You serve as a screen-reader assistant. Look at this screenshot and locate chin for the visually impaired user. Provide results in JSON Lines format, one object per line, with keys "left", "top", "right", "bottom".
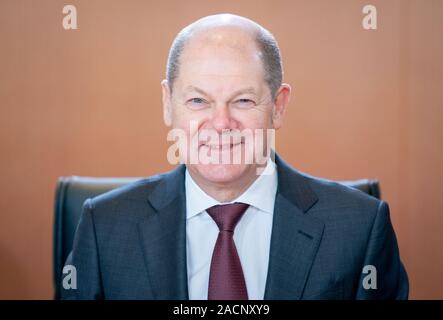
{"left": 191, "top": 163, "right": 253, "bottom": 185}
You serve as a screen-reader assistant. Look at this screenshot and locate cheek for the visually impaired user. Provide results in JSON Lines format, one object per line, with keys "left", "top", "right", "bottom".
{"left": 234, "top": 109, "right": 273, "bottom": 129}
{"left": 172, "top": 107, "right": 198, "bottom": 127}
{"left": 171, "top": 105, "right": 274, "bottom": 132}
{"left": 171, "top": 110, "right": 205, "bottom": 139}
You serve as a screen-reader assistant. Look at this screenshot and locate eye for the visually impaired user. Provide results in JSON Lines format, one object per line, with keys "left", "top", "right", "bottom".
{"left": 189, "top": 98, "right": 205, "bottom": 104}
{"left": 186, "top": 97, "right": 209, "bottom": 109}
{"left": 233, "top": 98, "right": 255, "bottom": 108}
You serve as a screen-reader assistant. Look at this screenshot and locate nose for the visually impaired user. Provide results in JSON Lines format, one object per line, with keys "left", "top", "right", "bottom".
{"left": 210, "top": 104, "right": 237, "bottom": 133}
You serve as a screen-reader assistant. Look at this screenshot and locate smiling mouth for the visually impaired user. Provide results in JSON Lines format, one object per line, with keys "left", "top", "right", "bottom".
{"left": 201, "top": 142, "right": 243, "bottom": 150}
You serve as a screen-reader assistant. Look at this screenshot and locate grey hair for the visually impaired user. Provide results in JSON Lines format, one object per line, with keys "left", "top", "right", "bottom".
{"left": 165, "top": 18, "right": 283, "bottom": 99}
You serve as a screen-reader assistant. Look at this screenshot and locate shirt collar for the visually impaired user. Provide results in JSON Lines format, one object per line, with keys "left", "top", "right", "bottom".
{"left": 185, "top": 159, "right": 278, "bottom": 220}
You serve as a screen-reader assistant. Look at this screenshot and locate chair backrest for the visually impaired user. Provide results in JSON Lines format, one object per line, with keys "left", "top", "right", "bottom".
{"left": 53, "top": 176, "right": 380, "bottom": 298}
{"left": 53, "top": 176, "right": 140, "bottom": 299}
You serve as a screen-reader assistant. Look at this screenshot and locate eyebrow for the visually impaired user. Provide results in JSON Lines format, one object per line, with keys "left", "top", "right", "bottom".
{"left": 184, "top": 85, "right": 258, "bottom": 100}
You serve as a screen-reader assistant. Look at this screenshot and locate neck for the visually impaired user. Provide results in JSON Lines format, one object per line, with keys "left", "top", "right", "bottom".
{"left": 188, "top": 165, "right": 261, "bottom": 203}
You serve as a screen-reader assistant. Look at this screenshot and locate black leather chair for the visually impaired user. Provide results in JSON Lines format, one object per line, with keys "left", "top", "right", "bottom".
{"left": 53, "top": 176, "right": 380, "bottom": 298}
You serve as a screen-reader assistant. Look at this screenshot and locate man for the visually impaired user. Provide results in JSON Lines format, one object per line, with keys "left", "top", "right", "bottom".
{"left": 61, "top": 14, "right": 408, "bottom": 299}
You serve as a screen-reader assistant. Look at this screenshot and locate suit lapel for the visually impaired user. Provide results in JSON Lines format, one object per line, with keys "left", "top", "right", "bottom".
{"left": 137, "top": 165, "right": 189, "bottom": 299}
{"left": 264, "top": 155, "right": 325, "bottom": 299}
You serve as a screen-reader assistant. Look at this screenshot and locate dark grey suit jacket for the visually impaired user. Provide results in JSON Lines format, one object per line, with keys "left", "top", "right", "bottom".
{"left": 61, "top": 154, "right": 408, "bottom": 299}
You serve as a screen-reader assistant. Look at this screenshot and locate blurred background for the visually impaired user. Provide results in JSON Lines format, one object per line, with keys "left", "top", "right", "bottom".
{"left": 0, "top": 0, "right": 442, "bottom": 299}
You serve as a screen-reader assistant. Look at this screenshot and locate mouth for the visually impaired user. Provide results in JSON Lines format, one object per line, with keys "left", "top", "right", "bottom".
{"left": 200, "top": 142, "right": 243, "bottom": 151}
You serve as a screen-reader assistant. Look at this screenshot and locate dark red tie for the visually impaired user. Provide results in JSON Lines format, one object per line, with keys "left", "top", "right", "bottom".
{"left": 206, "top": 203, "right": 249, "bottom": 300}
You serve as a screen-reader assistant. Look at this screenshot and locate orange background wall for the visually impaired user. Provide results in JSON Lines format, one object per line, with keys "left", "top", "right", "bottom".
{"left": 0, "top": 0, "right": 442, "bottom": 299}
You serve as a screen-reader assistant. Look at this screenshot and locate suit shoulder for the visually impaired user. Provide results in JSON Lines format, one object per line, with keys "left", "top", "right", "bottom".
{"left": 298, "top": 170, "right": 382, "bottom": 217}
{"left": 86, "top": 168, "right": 181, "bottom": 220}
{"left": 89, "top": 174, "right": 160, "bottom": 205}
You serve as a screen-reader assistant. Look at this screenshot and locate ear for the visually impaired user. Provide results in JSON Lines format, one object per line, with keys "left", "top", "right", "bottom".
{"left": 272, "top": 83, "right": 291, "bottom": 129}
{"left": 161, "top": 79, "right": 173, "bottom": 127}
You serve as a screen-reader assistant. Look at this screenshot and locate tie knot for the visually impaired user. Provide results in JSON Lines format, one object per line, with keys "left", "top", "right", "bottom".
{"left": 206, "top": 203, "right": 249, "bottom": 232}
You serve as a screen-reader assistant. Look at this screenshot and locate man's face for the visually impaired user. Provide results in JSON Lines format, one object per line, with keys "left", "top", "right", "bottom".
{"left": 162, "top": 28, "right": 287, "bottom": 186}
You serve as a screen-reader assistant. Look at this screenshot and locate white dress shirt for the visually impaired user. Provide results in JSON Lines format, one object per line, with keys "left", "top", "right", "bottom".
{"left": 185, "top": 160, "right": 278, "bottom": 300}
